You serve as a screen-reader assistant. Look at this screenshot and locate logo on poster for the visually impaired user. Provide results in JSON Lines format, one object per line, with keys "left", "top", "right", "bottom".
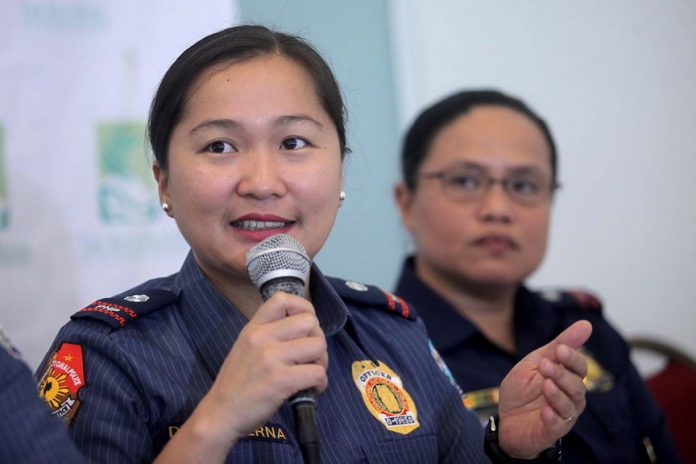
{"left": 0, "top": 126, "right": 9, "bottom": 230}
{"left": 98, "top": 122, "right": 158, "bottom": 224}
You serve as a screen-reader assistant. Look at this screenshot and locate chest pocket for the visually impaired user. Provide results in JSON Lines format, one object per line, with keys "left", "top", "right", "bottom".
{"left": 357, "top": 433, "right": 438, "bottom": 463}
{"left": 578, "top": 379, "right": 651, "bottom": 462}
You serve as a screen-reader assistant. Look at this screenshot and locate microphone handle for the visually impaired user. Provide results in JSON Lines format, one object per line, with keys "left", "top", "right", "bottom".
{"left": 290, "top": 391, "right": 320, "bottom": 464}
{"left": 260, "top": 276, "right": 320, "bottom": 464}
{"left": 260, "top": 278, "right": 305, "bottom": 300}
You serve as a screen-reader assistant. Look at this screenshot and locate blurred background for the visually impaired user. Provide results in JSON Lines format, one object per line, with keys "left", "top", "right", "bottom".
{"left": 1, "top": 0, "right": 694, "bottom": 372}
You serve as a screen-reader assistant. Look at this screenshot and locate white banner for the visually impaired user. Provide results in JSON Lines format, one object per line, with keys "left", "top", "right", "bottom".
{"left": 0, "top": 0, "right": 236, "bottom": 368}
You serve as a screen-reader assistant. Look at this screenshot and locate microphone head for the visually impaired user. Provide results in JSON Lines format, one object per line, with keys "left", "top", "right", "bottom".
{"left": 246, "top": 234, "right": 311, "bottom": 290}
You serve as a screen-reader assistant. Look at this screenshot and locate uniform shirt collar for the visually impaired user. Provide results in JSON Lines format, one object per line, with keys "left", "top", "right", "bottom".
{"left": 394, "top": 256, "right": 478, "bottom": 351}
{"left": 513, "top": 286, "right": 562, "bottom": 353}
{"left": 394, "top": 256, "right": 560, "bottom": 355}
{"left": 175, "top": 251, "right": 349, "bottom": 377}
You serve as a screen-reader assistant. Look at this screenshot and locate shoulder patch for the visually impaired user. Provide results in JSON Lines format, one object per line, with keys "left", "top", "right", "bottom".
{"left": 70, "top": 289, "right": 180, "bottom": 329}
{"left": 327, "top": 277, "right": 415, "bottom": 320}
{"left": 541, "top": 288, "right": 603, "bottom": 313}
{"left": 38, "top": 342, "right": 85, "bottom": 425}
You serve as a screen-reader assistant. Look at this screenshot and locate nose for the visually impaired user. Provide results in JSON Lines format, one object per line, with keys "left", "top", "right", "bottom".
{"left": 235, "top": 149, "right": 287, "bottom": 200}
{"left": 476, "top": 181, "right": 513, "bottom": 223}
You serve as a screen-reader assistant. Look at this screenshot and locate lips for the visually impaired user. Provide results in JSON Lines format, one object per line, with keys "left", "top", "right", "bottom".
{"left": 473, "top": 234, "right": 518, "bottom": 251}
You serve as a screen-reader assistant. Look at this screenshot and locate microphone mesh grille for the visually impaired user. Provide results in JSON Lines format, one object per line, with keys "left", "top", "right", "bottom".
{"left": 246, "top": 234, "right": 311, "bottom": 288}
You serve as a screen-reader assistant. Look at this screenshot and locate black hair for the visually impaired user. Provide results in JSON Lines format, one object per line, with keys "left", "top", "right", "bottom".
{"left": 148, "top": 24, "right": 348, "bottom": 170}
{"left": 401, "top": 89, "right": 557, "bottom": 190}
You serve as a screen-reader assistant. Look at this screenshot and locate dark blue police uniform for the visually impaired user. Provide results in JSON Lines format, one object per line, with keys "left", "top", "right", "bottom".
{"left": 0, "top": 326, "right": 85, "bottom": 463}
{"left": 395, "top": 256, "right": 683, "bottom": 464}
{"left": 37, "top": 252, "right": 490, "bottom": 463}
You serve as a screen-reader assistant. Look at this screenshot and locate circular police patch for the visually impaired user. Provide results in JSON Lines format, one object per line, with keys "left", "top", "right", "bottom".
{"left": 351, "top": 360, "right": 419, "bottom": 434}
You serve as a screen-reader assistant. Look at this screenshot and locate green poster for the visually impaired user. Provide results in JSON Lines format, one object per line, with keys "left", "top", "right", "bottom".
{"left": 98, "top": 122, "right": 158, "bottom": 224}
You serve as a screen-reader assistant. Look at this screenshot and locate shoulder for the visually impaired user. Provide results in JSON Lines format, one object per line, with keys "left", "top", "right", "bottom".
{"left": 326, "top": 277, "right": 416, "bottom": 321}
{"left": 69, "top": 276, "right": 181, "bottom": 333}
{"left": 534, "top": 287, "right": 604, "bottom": 315}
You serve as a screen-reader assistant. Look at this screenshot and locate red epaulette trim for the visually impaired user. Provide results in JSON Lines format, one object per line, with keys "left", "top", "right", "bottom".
{"left": 565, "top": 291, "right": 602, "bottom": 311}
{"left": 380, "top": 289, "right": 411, "bottom": 319}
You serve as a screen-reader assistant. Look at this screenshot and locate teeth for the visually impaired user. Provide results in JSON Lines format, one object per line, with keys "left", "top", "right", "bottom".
{"left": 233, "top": 220, "right": 288, "bottom": 231}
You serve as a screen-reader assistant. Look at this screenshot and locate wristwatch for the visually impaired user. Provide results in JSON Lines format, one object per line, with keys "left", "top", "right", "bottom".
{"left": 484, "top": 415, "right": 561, "bottom": 463}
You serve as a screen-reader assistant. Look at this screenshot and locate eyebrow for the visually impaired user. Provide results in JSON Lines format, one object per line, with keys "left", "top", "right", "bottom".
{"left": 189, "top": 114, "right": 324, "bottom": 136}
{"left": 448, "top": 161, "right": 547, "bottom": 176}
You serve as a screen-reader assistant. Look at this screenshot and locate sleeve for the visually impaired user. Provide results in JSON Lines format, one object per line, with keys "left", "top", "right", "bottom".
{"left": 36, "top": 322, "right": 156, "bottom": 463}
{"left": 1, "top": 348, "right": 86, "bottom": 463}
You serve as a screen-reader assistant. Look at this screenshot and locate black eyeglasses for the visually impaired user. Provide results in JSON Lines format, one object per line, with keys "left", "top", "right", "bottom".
{"left": 415, "top": 168, "right": 560, "bottom": 206}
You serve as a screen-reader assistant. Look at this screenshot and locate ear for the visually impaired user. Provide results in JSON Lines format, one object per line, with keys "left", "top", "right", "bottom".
{"left": 153, "top": 162, "right": 169, "bottom": 206}
{"left": 394, "top": 181, "right": 416, "bottom": 233}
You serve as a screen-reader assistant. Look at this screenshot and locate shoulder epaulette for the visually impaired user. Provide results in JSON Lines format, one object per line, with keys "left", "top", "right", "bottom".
{"left": 327, "top": 277, "right": 416, "bottom": 320}
{"left": 70, "top": 289, "right": 180, "bottom": 330}
{"left": 540, "top": 288, "right": 603, "bottom": 314}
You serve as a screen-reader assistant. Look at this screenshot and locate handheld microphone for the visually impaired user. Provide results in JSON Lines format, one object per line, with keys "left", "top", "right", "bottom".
{"left": 246, "top": 234, "right": 319, "bottom": 464}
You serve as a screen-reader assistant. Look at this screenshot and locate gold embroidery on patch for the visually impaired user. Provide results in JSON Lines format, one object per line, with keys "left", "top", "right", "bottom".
{"left": 249, "top": 425, "right": 288, "bottom": 441}
{"left": 581, "top": 349, "right": 614, "bottom": 392}
{"left": 351, "top": 360, "right": 419, "bottom": 434}
{"left": 463, "top": 386, "right": 500, "bottom": 411}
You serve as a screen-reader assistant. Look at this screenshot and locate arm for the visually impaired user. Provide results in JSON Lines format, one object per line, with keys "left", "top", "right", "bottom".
{"left": 1, "top": 349, "right": 86, "bottom": 462}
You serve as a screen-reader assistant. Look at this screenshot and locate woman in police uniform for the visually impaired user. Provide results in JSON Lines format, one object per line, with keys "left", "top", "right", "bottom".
{"left": 38, "top": 27, "right": 590, "bottom": 463}
{"left": 393, "top": 89, "right": 682, "bottom": 463}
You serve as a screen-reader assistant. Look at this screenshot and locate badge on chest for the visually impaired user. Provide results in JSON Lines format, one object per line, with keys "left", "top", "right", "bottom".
{"left": 351, "top": 360, "right": 420, "bottom": 434}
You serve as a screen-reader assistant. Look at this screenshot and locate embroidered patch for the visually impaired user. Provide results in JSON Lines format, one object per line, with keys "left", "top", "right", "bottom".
{"left": 246, "top": 423, "right": 290, "bottom": 444}
{"left": 379, "top": 290, "right": 411, "bottom": 319}
{"left": 581, "top": 349, "right": 614, "bottom": 392}
{"left": 566, "top": 291, "right": 602, "bottom": 311}
{"left": 71, "top": 289, "right": 179, "bottom": 330}
{"left": 463, "top": 386, "right": 500, "bottom": 424}
{"left": 351, "top": 360, "right": 419, "bottom": 434}
{"left": 38, "top": 343, "right": 85, "bottom": 425}
{"left": 429, "top": 340, "right": 464, "bottom": 399}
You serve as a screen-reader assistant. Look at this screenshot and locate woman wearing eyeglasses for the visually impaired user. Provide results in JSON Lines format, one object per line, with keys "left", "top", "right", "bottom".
{"left": 394, "top": 89, "right": 682, "bottom": 463}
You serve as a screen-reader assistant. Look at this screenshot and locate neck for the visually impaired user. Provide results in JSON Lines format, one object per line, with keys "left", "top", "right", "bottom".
{"left": 414, "top": 260, "right": 519, "bottom": 353}
{"left": 191, "top": 254, "right": 264, "bottom": 320}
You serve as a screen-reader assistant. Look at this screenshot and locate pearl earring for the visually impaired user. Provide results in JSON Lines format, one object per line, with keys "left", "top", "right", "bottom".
{"left": 161, "top": 202, "right": 170, "bottom": 213}
{"left": 339, "top": 191, "right": 346, "bottom": 201}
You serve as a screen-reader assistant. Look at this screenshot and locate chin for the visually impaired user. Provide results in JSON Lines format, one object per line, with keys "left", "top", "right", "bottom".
{"left": 469, "top": 268, "right": 526, "bottom": 288}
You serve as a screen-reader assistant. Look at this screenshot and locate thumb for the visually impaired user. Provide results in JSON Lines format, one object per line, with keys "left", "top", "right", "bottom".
{"left": 554, "top": 320, "right": 593, "bottom": 350}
